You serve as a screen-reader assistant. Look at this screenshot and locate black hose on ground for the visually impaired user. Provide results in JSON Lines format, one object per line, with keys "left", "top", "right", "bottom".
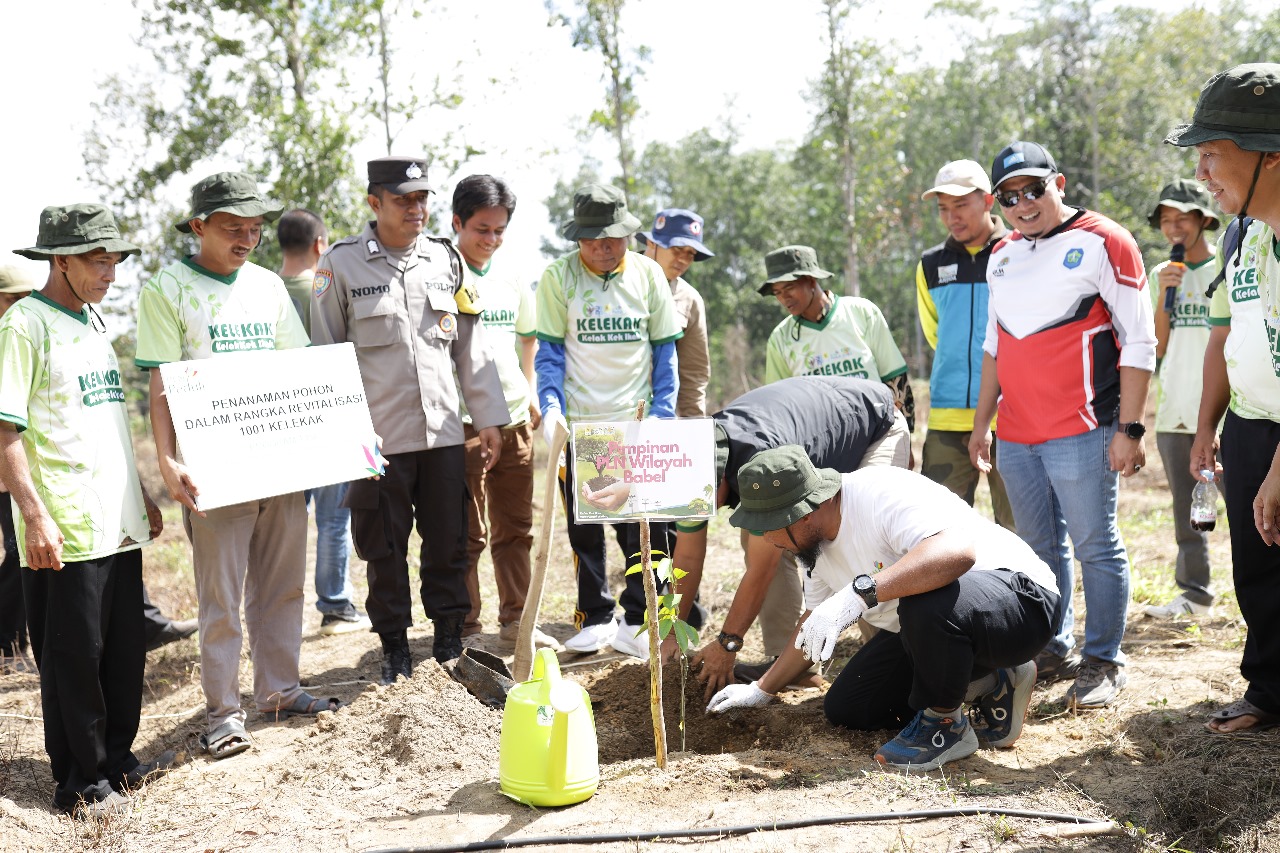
{"left": 365, "top": 806, "right": 1112, "bottom": 852}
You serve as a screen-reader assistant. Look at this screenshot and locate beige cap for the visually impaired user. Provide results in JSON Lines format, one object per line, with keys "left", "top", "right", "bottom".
{"left": 0, "top": 264, "right": 37, "bottom": 294}
{"left": 922, "top": 159, "right": 992, "bottom": 200}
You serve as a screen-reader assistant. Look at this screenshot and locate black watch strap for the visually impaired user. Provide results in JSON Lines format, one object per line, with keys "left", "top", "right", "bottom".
{"left": 717, "top": 631, "right": 744, "bottom": 653}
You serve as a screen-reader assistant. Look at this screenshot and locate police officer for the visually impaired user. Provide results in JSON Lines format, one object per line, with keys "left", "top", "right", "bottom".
{"left": 311, "top": 156, "right": 509, "bottom": 683}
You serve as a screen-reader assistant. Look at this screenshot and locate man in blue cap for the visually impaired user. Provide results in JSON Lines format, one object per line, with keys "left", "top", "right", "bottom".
{"left": 638, "top": 208, "right": 714, "bottom": 419}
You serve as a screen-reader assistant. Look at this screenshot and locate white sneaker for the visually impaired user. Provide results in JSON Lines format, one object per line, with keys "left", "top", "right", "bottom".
{"left": 611, "top": 620, "right": 649, "bottom": 659}
{"left": 1144, "top": 593, "right": 1212, "bottom": 619}
{"left": 564, "top": 621, "right": 617, "bottom": 653}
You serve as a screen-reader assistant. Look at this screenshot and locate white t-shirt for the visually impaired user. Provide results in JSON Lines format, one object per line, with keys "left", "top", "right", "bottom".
{"left": 804, "top": 467, "right": 1058, "bottom": 632}
{"left": 460, "top": 253, "right": 536, "bottom": 425}
{"left": 1151, "top": 256, "right": 1215, "bottom": 433}
{"left": 1211, "top": 220, "right": 1280, "bottom": 420}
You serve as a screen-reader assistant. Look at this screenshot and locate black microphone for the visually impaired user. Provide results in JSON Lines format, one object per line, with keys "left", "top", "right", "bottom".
{"left": 1164, "top": 243, "right": 1185, "bottom": 313}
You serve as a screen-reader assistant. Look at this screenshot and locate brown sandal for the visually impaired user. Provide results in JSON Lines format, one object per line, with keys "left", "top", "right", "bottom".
{"left": 1205, "top": 698, "right": 1280, "bottom": 733}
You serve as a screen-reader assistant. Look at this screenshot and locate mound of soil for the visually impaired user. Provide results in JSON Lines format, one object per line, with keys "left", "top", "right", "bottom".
{"left": 578, "top": 659, "right": 855, "bottom": 762}
{"left": 300, "top": 659, "right": 503, "bottom": 788}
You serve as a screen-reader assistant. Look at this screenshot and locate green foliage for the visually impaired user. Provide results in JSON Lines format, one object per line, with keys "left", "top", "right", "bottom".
{"left": 624, "top": 552, "right": 700, "bottom": 654}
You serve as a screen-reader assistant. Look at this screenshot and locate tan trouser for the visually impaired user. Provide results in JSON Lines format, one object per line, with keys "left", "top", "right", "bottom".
{"left": 185, "top": 492, "right": 307, "bottom": 730}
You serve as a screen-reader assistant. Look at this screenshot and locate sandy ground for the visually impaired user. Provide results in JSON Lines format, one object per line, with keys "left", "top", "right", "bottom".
{"left": 1, "top": 421, "right": 1278, "bottom": 853}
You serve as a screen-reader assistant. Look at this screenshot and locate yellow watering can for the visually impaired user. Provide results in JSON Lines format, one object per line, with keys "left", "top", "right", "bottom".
{"left": 499, "top": 647, "right": 598, "bottom": 806}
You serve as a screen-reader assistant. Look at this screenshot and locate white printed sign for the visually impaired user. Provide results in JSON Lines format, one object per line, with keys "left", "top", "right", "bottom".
{"left": 159, "top": 344, "right": 382, "bottom": 510}
{"left": 570, "top": 418, "right": 716, "bottom": 523}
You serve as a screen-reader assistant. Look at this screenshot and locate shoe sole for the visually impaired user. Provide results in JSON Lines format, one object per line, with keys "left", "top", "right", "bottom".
{"left": 320, "top": 619, "right": 372, "bottom": 636}
{"left": 875, "top": 730, "right": 979, "bottom": 772}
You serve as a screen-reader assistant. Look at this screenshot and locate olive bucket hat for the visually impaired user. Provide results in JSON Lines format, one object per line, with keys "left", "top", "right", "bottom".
{"left": 175, "top": 171, "right": 283, "bottom": 233}
{"left": 728, "top": 445, "right": 842, "bottom": 533}
{"left": 1148, "top": 179, "right": 1220, "bottom": 230}
{"left": 757, "top": 245, "right": 834, "bottom": 295}
{"left": 1166, "top": 63, "right": 1280, "bottom": 151}
{"left": 14, "top": 203, "right": 140, "bottom": 260}
{"left": 0, "top": 264, "right": 37, "bottom": 293}
{"left": 561, "top": 183, "right": 642, "bottom": 241}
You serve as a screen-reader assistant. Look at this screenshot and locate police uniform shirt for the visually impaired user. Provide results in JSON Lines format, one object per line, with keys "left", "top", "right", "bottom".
{"left": 310, "top": 221, "right": 508, "bottom": 454}
{"left": 0, "top": 293, "right": 151, "bottom": 564}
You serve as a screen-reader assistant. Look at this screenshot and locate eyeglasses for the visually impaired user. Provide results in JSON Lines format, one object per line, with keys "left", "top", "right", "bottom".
{"left": 995, "top": 176, "right": 1055, "bottom": 208}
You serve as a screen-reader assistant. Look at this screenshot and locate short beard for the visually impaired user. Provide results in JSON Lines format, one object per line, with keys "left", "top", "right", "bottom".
{"left": 794, "top": 540, "right": 822, "bottom": 574}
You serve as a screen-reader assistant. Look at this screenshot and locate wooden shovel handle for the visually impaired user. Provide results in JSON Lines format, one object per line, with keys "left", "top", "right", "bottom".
{"left": 513, "top": 419, "right": 569, "bottom": 682}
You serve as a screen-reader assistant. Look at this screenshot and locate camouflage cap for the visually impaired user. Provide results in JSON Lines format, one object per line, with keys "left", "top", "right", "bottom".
{"left": 561, "top": 183, "right": 642, "bottom": 241}
{"left": 758, "top": 245, "right": 833, "bottom": 295}
{"left": 0, "top": 264, "right": 37, "bottom": 294}
{"left": 1148, "top": 178, "right": 1220, "bottom": 230}
{"left": 1166, "top": 63, "right": 1280, "bottom": 152}
{"left": 728, "top": 445, "right": 842, "bottom": 533}
{"left": 175, "top": 171, "right": 283, "bottom": 233}
{"left": 14, "top": 203, "right": 141, "bottom": 260}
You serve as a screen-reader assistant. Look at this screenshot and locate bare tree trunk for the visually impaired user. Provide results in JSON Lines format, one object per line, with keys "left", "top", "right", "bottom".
{"left": 378, "top": 4, "right": 393, "bottom": 154}
{"left": 633, "top": 399, "right": 666, "bottom": 769}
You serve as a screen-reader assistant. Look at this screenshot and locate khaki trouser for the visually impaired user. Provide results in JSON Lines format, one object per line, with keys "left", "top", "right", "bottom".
{"left": 756, "top": 409, "right": 910, "bottom": 655}
{"left": 463, "top": 422, "right": 535, "bottom": 633}
{"left": 185, "top": 492, "right": 307, "bottom": 730}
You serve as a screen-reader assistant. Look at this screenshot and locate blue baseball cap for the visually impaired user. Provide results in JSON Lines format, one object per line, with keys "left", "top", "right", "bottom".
{"left": 638, "top": 208, "right": 714, "bottom": 260}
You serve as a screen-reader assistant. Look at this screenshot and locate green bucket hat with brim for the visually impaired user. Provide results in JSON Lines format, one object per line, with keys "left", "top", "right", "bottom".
{"left": 1148, "top": 178, "right": 1220, "bottom": 230}
{"left": 728, "top": 445, "right": 842, "bottom": 533}
{"left": 758, "top": 245, "right": 833, "bottom": 295}
{"left": 561, "top": 183, "right": 642, "bottom": 241}
{"left": 175, "top": 171, "right": 283, "bottom": 233}
{"left": 1166, "top": 63, "right": 1280, "bottom": 151}
{"left": 14, "top": 203, "right": 141, "bottom": 260}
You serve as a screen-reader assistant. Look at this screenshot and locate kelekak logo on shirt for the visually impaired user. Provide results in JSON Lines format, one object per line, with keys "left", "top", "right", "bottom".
{"left": 78, "top": 369, "right": 125, "bottom": 406}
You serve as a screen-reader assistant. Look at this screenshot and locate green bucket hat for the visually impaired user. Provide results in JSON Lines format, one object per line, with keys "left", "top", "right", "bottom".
{"left": 1165, "top": 63, "right": 1280, "bottom": 151}
{"left": 14, "top": 203, "right": 141, "bottom": 260}
{"left": 1148, "top": 178, "right": 1220, "bottom": 230}
{"left": 758, "top": 245, "right": 833, "bottom": 295}
{"left": 175, "top": 171, "right": 283, "bottom": 233}
{"left": 728, "top": 445, "right": 842, "bottom": 533}
{"left": 561, "top": 183, "right": 641, "bottom": 241}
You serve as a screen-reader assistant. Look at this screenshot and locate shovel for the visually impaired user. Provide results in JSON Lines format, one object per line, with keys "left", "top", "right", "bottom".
{"left": 513, "top": 419, "right": 568, "bottom": 682}
{"left": 453, "top": 648, "right": 517, "bottom": 708}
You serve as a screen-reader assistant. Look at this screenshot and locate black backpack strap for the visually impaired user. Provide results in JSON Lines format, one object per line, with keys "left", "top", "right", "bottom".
{"left": 1206, "top": 215, "right": 1254, "bottom": 299}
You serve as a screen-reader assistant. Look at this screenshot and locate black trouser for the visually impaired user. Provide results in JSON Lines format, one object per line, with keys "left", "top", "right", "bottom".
{"left": 558, "top": 462, "right": 680, "bottom": 628}
{"left": 824, "top": 569, "right": 1057, "bottom": 731}
{"left": 0, "top": 492, "right": 27, "bottom": 656}
{"left": 346, "top": 447, "right": 470, "bottom": 633}
{"left": 23, "top": 550, "right": 145, "bottom": 810}
{"left": 1220, "top": 411, "right": 1280, "bottom": 715}
{"left": 141, "top": 586, "right": 176, "bottom": 646}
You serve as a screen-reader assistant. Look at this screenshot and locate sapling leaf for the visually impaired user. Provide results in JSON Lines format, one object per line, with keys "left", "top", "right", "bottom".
{"left": 659, "top": 620, "right": 674, "bottom": 640}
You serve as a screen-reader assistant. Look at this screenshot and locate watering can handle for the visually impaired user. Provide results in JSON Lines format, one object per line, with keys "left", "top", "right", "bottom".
{"left": 532, "top": 647, "right": 560, "bottom": 684}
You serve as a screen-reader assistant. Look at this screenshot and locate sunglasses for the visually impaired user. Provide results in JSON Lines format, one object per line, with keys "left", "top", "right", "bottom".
{"left": 995, "top": 176, "right": 1055, "bottom": 208}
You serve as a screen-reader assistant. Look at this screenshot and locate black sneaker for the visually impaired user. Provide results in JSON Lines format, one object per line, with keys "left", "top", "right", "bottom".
{"left": 115, "top": 750, "right": 177, "bottom": 792}
{"left": 970, "top": 661, "right": 1036, "bottom": 748}
{"left": 146, "top": 618, "right": 198, "bottom": 651}
{"left": 432, "top": 618, "right": 464, "bottom": 664}
{"left": 320, "top": 604, "right": 372, "bottom": 636}
{"left": 379, "top": 630, "right": 412, "bottom": 685}
{"left": 1034, "top": 649, "right": 1082, "bottom": 684}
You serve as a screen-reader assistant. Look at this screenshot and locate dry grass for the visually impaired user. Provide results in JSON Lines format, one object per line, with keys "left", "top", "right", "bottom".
{"left": 2, "top": 388, "right": 1279, "bottom": 851}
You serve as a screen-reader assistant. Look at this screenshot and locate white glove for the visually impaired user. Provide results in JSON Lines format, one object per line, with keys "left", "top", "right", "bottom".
{"left": 795, "top": 582, "right": 866, "bottom": 663}
{"left": 542, "top": 409, "right": 568, "bottom": 449}
{"left": 706, "top": 681, "right": 774, "bottom": 714}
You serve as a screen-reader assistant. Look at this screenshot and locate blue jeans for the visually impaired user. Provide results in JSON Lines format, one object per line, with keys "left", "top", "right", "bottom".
{"left": 996, "top": 423, "right": 1130, "bottom": 665}
{"left": 311, "top": 481, "right": 353, "bottom": 615}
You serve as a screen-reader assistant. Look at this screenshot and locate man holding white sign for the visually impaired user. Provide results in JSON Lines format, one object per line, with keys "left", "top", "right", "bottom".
{"left": 137, "top": 172, "right": 326, "bottom": 762}
{"left": 311, "top": 156, "right": 509, "bottom": 682}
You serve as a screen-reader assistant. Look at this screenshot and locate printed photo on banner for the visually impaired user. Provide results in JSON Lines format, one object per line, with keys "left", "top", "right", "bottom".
{"left": 571, "top": 418, "right": 715, "bottom": 523}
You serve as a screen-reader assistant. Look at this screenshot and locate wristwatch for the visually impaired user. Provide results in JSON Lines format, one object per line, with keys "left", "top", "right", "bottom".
{"left": 717, "top": 631, "right": 743, "bottom": 653}
{"left": 852, "top": 574, "right": 879, "bottom": 608}
{"left": 1121, "top": 421, "right": 1146, "bottom": 440}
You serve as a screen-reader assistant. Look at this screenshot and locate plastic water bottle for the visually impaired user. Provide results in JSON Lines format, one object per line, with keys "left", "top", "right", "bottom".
{"left": 1191, "top": 471, "right": 1219, "bottom": 532}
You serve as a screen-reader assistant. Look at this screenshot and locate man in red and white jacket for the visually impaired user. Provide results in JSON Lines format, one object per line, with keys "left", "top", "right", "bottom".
{"left": 968, "top": 141, "right": 1156, "bottom": 710}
